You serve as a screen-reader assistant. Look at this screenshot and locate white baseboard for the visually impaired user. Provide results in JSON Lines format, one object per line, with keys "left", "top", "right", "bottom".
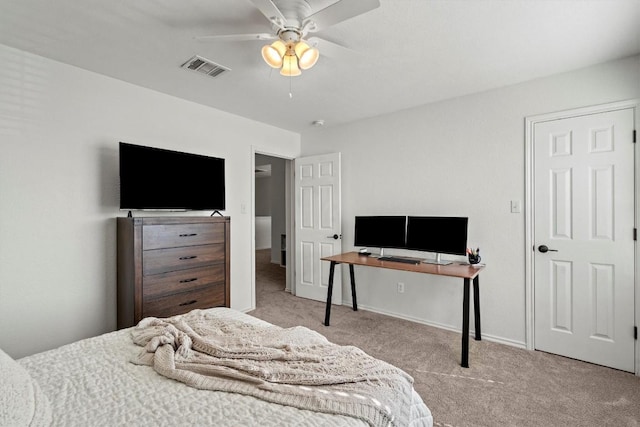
{"left": 351, "top": 302, "right": 527, "bottom": 349}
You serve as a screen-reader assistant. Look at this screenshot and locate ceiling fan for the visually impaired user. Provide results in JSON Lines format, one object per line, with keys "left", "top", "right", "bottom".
{"left": 196, "top": 0, "right": 380, "bottom": 76}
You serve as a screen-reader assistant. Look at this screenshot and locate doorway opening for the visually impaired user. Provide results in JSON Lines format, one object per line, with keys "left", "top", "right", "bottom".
{"left": 255, "top": 153, "right": 291, "bottom": 308}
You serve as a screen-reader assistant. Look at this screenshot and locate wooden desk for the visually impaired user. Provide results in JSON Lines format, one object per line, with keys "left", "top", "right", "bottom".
{"left": 321, "top": 251, "right": 484, "bottom": 368}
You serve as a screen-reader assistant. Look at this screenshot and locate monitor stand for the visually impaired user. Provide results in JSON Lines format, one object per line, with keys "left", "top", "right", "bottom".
{"left": 422, "top": 253, "right": 452, "bottom": 266}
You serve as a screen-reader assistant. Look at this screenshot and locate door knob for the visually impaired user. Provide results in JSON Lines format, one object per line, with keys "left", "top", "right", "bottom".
{"left": 327, "top": 234, "right": 341, "bottom": 240}
{"left": 538, "top": 245, "right": 558, "bottom": 253}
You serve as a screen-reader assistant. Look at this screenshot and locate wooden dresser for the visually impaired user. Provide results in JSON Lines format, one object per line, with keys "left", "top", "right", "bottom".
{"left": 117, "top": 216, "right": 230, "bottom": 329}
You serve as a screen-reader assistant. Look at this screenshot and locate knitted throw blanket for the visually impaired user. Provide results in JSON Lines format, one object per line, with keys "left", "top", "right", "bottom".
{"left": 130, "top": 310, "right": 415, "bottom": 427}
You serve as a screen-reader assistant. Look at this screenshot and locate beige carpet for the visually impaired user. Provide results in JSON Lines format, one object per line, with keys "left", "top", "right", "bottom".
{"left": 249, "top": 250, "right": 640, "bottom": 427}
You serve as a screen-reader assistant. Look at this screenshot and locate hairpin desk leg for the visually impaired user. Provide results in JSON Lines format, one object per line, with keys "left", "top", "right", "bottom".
{"left": 324, "top": 261, "right": 336, "bottom": 326}
{"left": 461, "top": 277, "right": 470, "bottom": 368}
{"left": 473, "top": 276, "right": 481, "bottom": 341}
{"left": 349, "top": 264, "right": 358, "bottom": 311}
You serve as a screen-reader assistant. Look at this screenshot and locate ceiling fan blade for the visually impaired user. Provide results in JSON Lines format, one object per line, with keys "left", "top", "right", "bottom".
{"left": 304, "top": 0, "right": 380, "bottom": 32}
{"left": 308, "top": 36, "right": 358, "bottom": 60}
{"left": 195, "top": 33, "right": 276, "bottom": 42}
{"left": 249, "top": 0, "right": 286, "bottom": 28}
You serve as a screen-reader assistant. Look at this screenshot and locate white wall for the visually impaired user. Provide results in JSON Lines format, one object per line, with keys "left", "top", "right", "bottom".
{"left": 301, "top": 55, "right": 640, "bottom": 347}
{"left": 254, "top": 174, "right": 272, "bottom": 216}
{"left": 0, "top": 44, "right": 300, "bottom": 358}
{"left": 267, "top": 157, "right": 286, "bottom": 264}
{"left": 255, "top": 216, "right": 272, "bottom": 250}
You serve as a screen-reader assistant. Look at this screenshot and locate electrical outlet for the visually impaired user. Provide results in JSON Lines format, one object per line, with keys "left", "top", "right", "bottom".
{"left": 397, "top": 282, "right": 405, "bottom": 293}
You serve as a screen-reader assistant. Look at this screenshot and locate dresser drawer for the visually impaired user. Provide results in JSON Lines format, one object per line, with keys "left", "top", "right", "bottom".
{"left": 142, "top": 284, "right": 226, "bottom": 319}
{"left": 143, "top": 223, "right": 225, "bottom": 250}
{"left": 143, "top": 244, "right": 225, "bottom": 276}
{"left": 143, "top": 265, "right": 225, "bottom": 299}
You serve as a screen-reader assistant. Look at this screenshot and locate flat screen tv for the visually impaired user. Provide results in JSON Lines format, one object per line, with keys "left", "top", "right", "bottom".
{"left": 354, "top": 216, "right": 407, "bottom": 255}
{"left": 406, "top": 216, "right": 468, "bottom": 265}
{"left": 119, "top": 142, "right": 225, "bottom": 211}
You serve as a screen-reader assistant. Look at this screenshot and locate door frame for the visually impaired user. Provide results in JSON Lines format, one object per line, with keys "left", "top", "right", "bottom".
{"left": 524, "top": 99, "right": 639, "bottom": 376}
{"left": 250, "top": 146, "right": 296, "bottom": 311}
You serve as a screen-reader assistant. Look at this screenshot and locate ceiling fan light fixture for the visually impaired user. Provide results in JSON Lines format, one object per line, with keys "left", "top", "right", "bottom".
{"left": 280, "top": 54, "right": 301, "bottom": 76}
{"left": 261, "top": 38, "right": 318, "bottom": 76}
{"left": 261, "top": 40, "right": 286, "bottom": 68}
{"left": 295, "top": 42, "right": 319, "bottom": 70}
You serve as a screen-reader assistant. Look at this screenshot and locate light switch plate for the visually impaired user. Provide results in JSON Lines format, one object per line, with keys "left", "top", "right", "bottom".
{"left": 510, "top": 200, "right": 521, "bottom": 213}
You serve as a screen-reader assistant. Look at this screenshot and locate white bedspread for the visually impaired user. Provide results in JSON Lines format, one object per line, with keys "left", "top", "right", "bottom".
{"left": 19, "top": 308, "right": 433, "bottom": 427}
{"left": 0, "top": 348, "right": 51, "bottom": 426}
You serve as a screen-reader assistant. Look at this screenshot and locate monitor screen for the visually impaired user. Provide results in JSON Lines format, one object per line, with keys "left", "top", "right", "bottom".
{"left": 119, "top": 142, "right": 225, "bottom": 211}
{"left": 406, "top": 216, "right": 468, "bottom": 255}
{"left": 354, "top": 216, "right": 407, "bottom": 249}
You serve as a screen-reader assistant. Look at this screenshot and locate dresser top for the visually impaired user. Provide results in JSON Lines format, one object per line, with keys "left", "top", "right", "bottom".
{"left": 118, "top": 216, "right": 230, "bottom": 226}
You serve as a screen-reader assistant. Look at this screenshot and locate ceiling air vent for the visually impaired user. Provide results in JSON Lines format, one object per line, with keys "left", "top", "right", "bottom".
{"left": 181, "top": 55, "right": 230, "bottom": 78}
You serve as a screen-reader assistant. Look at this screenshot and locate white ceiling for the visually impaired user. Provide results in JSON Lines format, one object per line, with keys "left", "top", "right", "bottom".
{"left": 0, "top": 0, "right": 638, "bottom": 133}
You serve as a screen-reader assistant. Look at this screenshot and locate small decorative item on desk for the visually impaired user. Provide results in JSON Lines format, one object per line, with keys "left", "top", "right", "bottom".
{"left": 467, "top": 247, "right": 481, "bottom": 266}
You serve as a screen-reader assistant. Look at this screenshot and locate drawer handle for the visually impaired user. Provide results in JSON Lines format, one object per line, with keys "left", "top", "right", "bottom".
{"left": 179, "top": 300, "right": 198, "bottom": 307}
{"left": 179, "top": 278, "right": 198, "bottom": 283}
{"left": 179, "top": 256, "right": 197, "bottom": 260}
{"left": 179, "top": 233, "right": 198, "bottom": 237}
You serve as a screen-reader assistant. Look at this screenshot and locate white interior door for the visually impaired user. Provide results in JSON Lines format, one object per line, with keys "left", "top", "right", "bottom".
{"left": 294, "top": 153, "right": 342, "bottom": 303}
{"left": 533, "top": 107, "right": 635, "bottom": 372}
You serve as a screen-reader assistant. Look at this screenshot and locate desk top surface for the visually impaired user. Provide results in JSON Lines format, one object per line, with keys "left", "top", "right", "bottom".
{"left": 321, "top": 252, "right": 484, "bottom": 279}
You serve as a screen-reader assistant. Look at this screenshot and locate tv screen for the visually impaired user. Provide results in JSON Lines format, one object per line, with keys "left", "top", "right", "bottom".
{"left": 119, "top": 142, "right": 225, "bottom": 211}
{"left": 354, "top": 216, "right": 407, "bottom": 249}
{"left": 406, "top": 216, "right": 468, "bottom": 256}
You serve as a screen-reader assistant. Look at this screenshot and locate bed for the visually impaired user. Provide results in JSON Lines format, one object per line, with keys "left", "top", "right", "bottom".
{"left": 2, "top": 308, "right": 432, "bottom": 426}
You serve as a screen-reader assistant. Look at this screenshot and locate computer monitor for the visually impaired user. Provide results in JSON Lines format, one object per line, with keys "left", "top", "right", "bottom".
{"left": 406, "top": 216, "right": 468, "bottom": 265}
{"left": 354, "top": 216, "right": 407, "bottom": 256}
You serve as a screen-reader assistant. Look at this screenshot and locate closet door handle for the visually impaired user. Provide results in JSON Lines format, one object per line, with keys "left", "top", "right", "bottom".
{"left": 538, "top": 245, "right": 558, "bottom": 253}
{"left": 179, "top": 255, "right": 197, "bottom": 260}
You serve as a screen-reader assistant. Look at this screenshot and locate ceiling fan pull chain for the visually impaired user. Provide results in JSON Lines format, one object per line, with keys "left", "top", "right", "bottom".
{"left": 289, "top": 72, "right": 293, "bottom": 98}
